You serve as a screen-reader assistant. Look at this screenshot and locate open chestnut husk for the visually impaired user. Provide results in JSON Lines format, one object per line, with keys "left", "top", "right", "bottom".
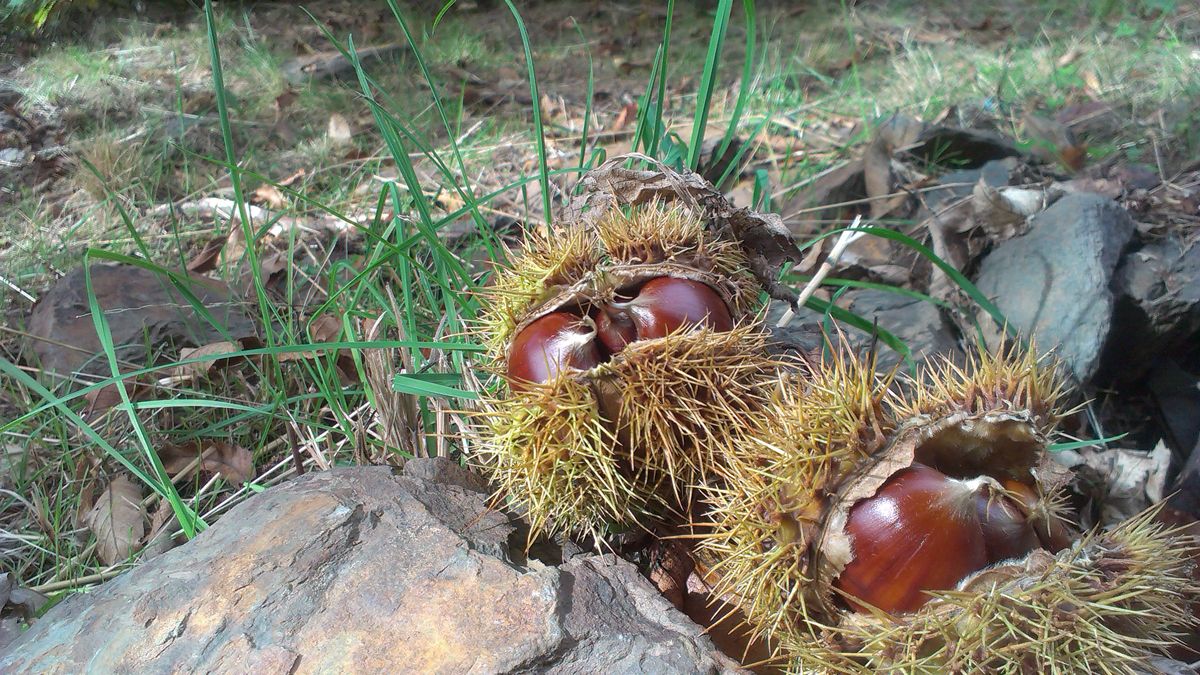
{"left": 475, "top": 163, "right": 795, "bottom": 540}
{"left": 697, "top": 345, "right": 1200, "bottom": 673}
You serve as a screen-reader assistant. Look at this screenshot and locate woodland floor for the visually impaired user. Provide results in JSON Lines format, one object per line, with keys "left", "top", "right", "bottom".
{"left": 0, "top": 0, "right": 1198, "bottom": 630}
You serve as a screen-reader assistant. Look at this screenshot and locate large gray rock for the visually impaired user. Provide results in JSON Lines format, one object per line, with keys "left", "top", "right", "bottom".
{"left": 974, "top": 193, "right": 1135, "bottom": 381}
{"left": 767, "top": 290, "right": 960, "bottom": 372}
{"left": 0, "top": 460, "right": 741, "bottom": 675}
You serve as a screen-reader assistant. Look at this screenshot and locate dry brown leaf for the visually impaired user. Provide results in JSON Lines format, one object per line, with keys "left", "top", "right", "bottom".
{"left": 1059, "top": 441, "right": 1172, "bottom": 526}
{"left": 162, "top": 336, "right": 263, "bottom": 386}
{"left": 436, "top": 190, "right": 465, "bottom": 214}
{"left": 972, "top": 182, "right": 1039, "bottom": 240}
{"left": 186, "top": 235, "right": 227, "bottom": 273}
{"left": 276, "top": 314, "right": 357, "bottom": 383}
{"left": 309, "top": 314, "right": 342, "bottom": 342}
{"left": 327, "top": 113, "right": 353, "bottom": 145}
{"left": 259, "top": 250, "right": 290, "bottom": 279}
{"left": 277, "top": 169, "right": 306, "bottom": 188}
{"left": 273, "top": 89, "right": 298, "bottom": 116}
{"left": 252, "top": 184, "right": 287, "bottom": 210}
{"left": 610, "top": 102, "right": 637, "bottom": 132}
{"left": 84, "top": 475, "right": 145, "bottom": 566}
{"left": 82, "top": 378, "right": 152, "bottom": 420}
{"left": 140, "top": 500, "right": 179, "bottom": 561}
{"left": 175, "top": 341, "right": 239, "bottom": 379}
{"left": 1021, "top": 112, "right": 1087, "bottom": 172}
{"left": 159, "top": 441, "right": 255, "bottom": 483}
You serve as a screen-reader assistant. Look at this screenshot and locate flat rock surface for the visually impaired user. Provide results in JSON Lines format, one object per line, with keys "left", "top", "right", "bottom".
{"left": 974, "top": 193, "right": 1135, "bottom": 382}
{"left": 0, "top": 460, "right": 741, "bottom": 675}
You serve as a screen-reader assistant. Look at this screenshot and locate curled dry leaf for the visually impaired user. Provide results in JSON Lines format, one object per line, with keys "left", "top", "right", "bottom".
{"left": 161, "top": 336, "right": 263, "bottom": 386}
{"left": 140, "top": 499, "right": 181, "bottom": 561}
{"left": 1058, "top": 441, "right": 1173, "bottom": 526}
{"left": 186, "top": 235, "right": 227, "bottom": 273}
{"left": 84, "top": 475, "right": 146, "bottom": 566}
{"left": 1021, "top": 111, "right": 1087, "bottom": 172}
{"left": 251, "top": 183, "right": 287, "bottom": 210}
{"left": 972, "top": 181, "right": 1059, "bottom": 241}
{"left": 159, "top": 441, "right": 255, "bottom": 484}
{"left": 275, "top": 313, "right": 356, "bottom": 383}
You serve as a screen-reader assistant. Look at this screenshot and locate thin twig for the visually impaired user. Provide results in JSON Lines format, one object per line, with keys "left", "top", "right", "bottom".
{"left": 31, "top": 568, "right": 127, "bottom": 594}
{"left": 776, "top": 215, "right": 866, "bottom": 328}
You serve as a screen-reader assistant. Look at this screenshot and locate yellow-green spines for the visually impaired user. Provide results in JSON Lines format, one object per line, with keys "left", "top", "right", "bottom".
{"left": 606, "top": 324, "right": 780, "bottom": 481}
{"left": 478, "top": 226, "right": 602, "bottom": 360}
{"left": 595, "top": 205, "right": 758, "bottom": 314}
{"left": 477, "top": 325, "right": 780, "bottom": 540}
{"left": 893, "top": 342, "right": 1067, "bottom": 434}
{"left": 474, "top": 203, "right": 779, "bottom": 540}
{"left": 698, "top": 348, "right": 895, "bottom": 641}
{"left": 788, "top": 509, "right": 1199, "bottom": 674}
{"left": 475, "top": 374, "right": 647, "bottom": 541}
{"left": 697, "top": 343, "right": 1200, "bottom": 673}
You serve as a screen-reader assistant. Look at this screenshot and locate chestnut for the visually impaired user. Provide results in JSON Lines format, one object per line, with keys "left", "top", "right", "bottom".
{"left": 835, "top": 463, "right": 989, "bottom": 614}
{"left": 1001, "top": 479, "right": 1074, "bottom": 552}
{"left": 507, "top": 311, "right": 603, "bottom": 391}
{"left": 594, "top": 277, "right": 733, "bottom": 355}
{"left": 975, "top": 487, "right": 1040, "bottom": 563}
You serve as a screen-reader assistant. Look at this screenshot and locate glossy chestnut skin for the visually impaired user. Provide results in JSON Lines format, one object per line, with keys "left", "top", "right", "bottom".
{"left": 507, "top": 311, "right": 603, "bottom": 392}
{"left": 975, "top": 487, "right": 1040, "bottom": 563}
{"left": 1002, "top": 479, "right": 1074, "bottom": 552}
{"left": 594, "top": 277, "right": 733, "bottom": 355}
{"left": 835, "top": 463, "right": 990, "bottom": 614}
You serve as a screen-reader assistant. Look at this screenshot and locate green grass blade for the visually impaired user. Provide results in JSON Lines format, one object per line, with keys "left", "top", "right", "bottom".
{"left": 688, "top": 0, "right": 734, "bottom": 170}
{"left": 82, "top": 252, "right": 204, "bottom": 536}
{"left": 392, "top": 373, "right": 478, "bottom": 400}
{"left": 714, "top": 0, "right": 756, "bottom": 165}
{"left": 203, "top": 0, "right": 277, "bottom": 349}
{"left": 502, "top": 0, "right": 552, "bottom": 224}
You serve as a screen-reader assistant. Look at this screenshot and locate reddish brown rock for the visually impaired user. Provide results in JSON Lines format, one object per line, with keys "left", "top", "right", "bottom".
{"left": 0, "top": 460, "right": 742, "bottom": 674}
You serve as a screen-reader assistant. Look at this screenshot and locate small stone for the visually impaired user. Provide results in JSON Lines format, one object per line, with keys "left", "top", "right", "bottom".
{"left": 767, "top": 290, "right": 961, "bottom": 372}
{"left": 0, "top": 147, "right": 24, "bottom": 166}
{"left": 973, "top": 193, "right": 1135, "bottom": 382}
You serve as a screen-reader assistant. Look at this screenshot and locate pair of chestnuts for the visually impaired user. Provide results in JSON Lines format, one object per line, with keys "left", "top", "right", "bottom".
{"left": 506, "top": 276, "right": 733, "bottom": 390}
{"left": 834, "top": 463, "right": 1069, "bottom": 613}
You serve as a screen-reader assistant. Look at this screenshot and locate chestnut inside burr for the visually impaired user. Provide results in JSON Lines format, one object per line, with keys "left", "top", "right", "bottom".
{"left": 834, "top": 454, "right": 1069, "bottom": 614}
{"left": 505, "top": 276, "right": 733, "bottom": 390}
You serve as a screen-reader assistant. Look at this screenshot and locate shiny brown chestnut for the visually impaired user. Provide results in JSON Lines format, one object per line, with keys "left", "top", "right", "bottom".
{"left": 507, "top": 311, "right": 603, "bottom": 392}
{"left": 975, "top": 486, "right": 1040, "bottom": 563}
{"left": 594, "top": 277, "right": 733, "bottom": 355}
{"left": 835, "top": 463, "right": 989, "bottom": 614}
{"left": 1002, "top": 479, "right": 1074, "bottom": 552}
